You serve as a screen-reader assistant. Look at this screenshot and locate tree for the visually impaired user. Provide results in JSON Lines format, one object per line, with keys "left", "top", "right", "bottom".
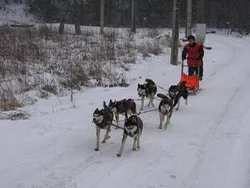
{"left": 25, "top": 0, "right": 250, "bottom": 33}
{"left": 170, "top": 0, "right": 180, "bottom": 66}
{"left": 186, "top": 0, "right": 192, "bottom": 37}
{"left": 131, "top": 0, "right": 135, "bottom": 32}
{"left": 100, "top": 0, "right": 104, "bottom": 34}
{"left": 73, "top": 0, "right": 83, "bottom": 35}
{"left": 117, "top": 0, "right": 123, "bottom": 27}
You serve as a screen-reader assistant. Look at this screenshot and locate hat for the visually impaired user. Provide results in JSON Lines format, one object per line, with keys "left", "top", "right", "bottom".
{"left": 187, "top": 35, "right": 195, "bottom": 41}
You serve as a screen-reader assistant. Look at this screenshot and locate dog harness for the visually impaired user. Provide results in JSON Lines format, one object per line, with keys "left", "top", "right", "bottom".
{"left": 121, "top": 99, "right": 135, "bottom": 104}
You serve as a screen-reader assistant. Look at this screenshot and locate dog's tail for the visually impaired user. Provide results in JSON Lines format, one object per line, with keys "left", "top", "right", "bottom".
{"left": 179, "top": 81, "right": 187, "bottom": 88}
{"left": 157, "top": 93, "right": 168, "bottom": 99}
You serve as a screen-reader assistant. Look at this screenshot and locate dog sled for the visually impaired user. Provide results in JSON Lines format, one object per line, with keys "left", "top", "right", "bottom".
{"left": 178, "top": 60, "right": 200, "bottom": 95}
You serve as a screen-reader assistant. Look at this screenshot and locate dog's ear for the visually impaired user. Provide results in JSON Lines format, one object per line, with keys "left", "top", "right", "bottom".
{"left": 103, "top": 101, "right": 108, "bottom": 108}
{"left": 94, "top": 108, "right": 99, "bottom": 113}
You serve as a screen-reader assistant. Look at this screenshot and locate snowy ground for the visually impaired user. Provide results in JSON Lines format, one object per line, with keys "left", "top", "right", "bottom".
{"left": 1, "top": 33, "right": 250, "bottom": 188}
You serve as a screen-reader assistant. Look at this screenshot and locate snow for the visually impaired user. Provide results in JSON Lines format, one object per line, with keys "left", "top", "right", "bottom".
{"left": 1, "top": 33, "right": 250, "bottom": 188}
{"left": 1, "top": 5, "right": 250, "bottom": 187}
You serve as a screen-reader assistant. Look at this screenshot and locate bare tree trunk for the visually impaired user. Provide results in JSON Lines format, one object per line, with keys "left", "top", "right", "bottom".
{"left": 170, "top": 0, "right": 179, "bottom": 66}
{"left": 131, "top": 0, "right": 135, "bottom": 32}
{"left": 59, "top": 20, "right": 65, "bottom": 35}
{"left": 186, "top": 0, "right": 192, "bottom": 37}
{"left": 73, "top": 0, "right": 81, "bottom": 35}
{"left": 118, "top": 0, "right": 123, "bottom": 27}
{"left": 75, "top": 19, "right": 81, "bottom": 35}
{"left": 100, "top": 0, "right": 104, "bottom": 34}
{"left": 196, "top": 0, "right": 204, "bottom": 23}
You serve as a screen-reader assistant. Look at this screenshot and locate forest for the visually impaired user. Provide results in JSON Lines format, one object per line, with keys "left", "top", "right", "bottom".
{"left": 23, "top": 0, "right": 250, "bottom": 34}
{"left": 1, "top": 0, "right": 249, "bottom": 33}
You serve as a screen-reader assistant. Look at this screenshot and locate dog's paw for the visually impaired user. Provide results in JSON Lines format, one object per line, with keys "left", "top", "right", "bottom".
{"left": 95, "top": 148, "right": 99, "bottom": 151}
{"left": 117, "top": 153, "right": 121, "bottom": 157}
{"left": 137, "top": 146, "right": 140, "bottom": 149}
{"left": 165, "top": 123, "right": 172, "bottom": 128}
{"left": 132, "top": 147, "right": 136, "bottom": 151}
{"left": 164, "top": 122, "right": 171, "bottom": 129}
{"left": 101, "top": 140, "right": 106, "bottom": 143}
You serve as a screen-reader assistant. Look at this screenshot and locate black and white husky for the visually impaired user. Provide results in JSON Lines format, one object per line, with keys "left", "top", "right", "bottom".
{"left": 137, "top": 78, "right": 157, "bottom": 110}
{"left": 168, "top": 81, "right": 188, "bottom": 110}
{"left": 157, "top": 93, "right": 173, "bottom": 129}
{"left": 92, "top": 101, "right": 114, "bottom": 151}
{"left": 108, "top": 98, "right": 137, "bottom": 127}
{"left": 117, "top": 114, "right": 143, "bottom": 157}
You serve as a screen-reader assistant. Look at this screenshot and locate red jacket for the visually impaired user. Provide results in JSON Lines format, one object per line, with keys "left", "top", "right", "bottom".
{"left": 182, "top": 42, "right": 204, "bottom": 66}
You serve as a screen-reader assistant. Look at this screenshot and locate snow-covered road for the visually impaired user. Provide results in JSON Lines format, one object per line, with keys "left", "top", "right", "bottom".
{"left": 1, "top": 34, "right": 250, "bottom": 188}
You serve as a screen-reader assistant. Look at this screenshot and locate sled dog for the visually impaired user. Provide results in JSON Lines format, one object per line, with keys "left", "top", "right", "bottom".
{"left": 137, "top": 78, "right": 157, "bottom": 110}
{"left": 92, "top": 101, "right": 114, "bottom": 151}
{"left": 108, "top": 98, "right": 137, "bottom": 127}
{"left": 117, "top": 114, "right": 143, "bottom": 157}
{"left": 157, "top": 93, "right": 173, "bottom": 129}
{"left": 168, "top": 81, "right": 188, "bottom": 110}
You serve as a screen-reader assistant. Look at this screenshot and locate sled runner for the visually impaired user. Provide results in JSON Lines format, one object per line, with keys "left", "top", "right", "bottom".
{"left": 178, "top": 60, "right": 200, "bottom": 95}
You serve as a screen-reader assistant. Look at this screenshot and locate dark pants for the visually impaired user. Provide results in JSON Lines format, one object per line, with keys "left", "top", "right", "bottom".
{"left": 188, "top": 62, "right": 203, "bottom": 78}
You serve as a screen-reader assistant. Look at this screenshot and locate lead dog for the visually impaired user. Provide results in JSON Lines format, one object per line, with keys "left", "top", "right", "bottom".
{"left": 137, "top": 78, "right": 157, "bottom": 110}
{"left": 92, "top": 101, "right": 114, "bottom": 151}
{"left": 117, "top": 114, "right": 143, "bottom": 157}
{"left": 168, "top": 81, "right": 188, "bottom": 110}
{"left": 157, "top": 93, "right": 173, "bottom": 129}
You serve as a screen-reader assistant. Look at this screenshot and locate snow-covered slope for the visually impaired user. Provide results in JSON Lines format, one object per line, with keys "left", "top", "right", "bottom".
{"left": 1, "top": 34, "right": 250, "bottom": 188}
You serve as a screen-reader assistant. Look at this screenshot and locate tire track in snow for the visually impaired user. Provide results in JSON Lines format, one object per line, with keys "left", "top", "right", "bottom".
{"left": 181, "top": 38, "right": 250, "bottom": 188}
{"left": 46, "top": 141, "right": 123, "bottom": 188}
{"left": 204, "top": 38, "right": 234, "bottom": 79}
{"left": 181, "top": 86, "right": 242, "bottom": 188}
